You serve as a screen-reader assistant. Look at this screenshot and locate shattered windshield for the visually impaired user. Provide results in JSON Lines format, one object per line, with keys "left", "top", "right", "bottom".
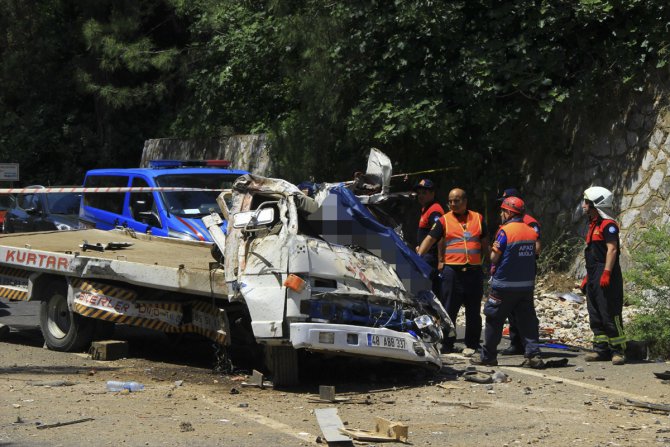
{"left": 156, "top": 173, "right": 241, "bottom": 217}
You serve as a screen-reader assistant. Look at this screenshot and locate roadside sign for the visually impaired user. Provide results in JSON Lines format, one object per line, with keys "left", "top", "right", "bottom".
{"left": 0, "top": 164, "right": 19, "bottom": 182}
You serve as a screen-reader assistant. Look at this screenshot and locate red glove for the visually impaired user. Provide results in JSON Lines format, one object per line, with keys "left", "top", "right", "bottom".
{"left": 580, "top": 276, "right": 588, "bottom": 293}
{"left": 600, "top": 269, "right": 611, "bottom": 288}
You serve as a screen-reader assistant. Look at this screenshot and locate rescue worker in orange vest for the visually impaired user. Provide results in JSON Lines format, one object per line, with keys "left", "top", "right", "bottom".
{"left": 414, "top": 179, "right": 445, "bottom": 297}
{"left": 497, "top": 188, "right": 542, "bottom": 356}
{"left": 417, "top": 188, "right": 489, "bottom": 354}
{"left": 581, "top": 186, "right": 626, "bottom": 365}
{"left": 471, "top": 197, "right": 543, "bottom": 367}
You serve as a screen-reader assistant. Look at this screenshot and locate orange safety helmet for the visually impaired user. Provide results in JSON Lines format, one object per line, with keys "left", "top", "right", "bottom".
{"left": 500, "top": 196, "right": 525, "bottom": 215}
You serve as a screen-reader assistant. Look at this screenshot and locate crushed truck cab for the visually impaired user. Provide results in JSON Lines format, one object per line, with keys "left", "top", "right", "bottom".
{"left": 209, "top": 174, "right": 451, "bottom": 376}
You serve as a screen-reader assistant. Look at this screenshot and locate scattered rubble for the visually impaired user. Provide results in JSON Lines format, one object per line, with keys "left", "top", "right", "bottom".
{"left": 454, "top": 274, "right": 642, "bottom": 349}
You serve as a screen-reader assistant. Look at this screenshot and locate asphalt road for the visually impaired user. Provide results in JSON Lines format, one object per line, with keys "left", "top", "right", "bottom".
{"left": 2, "top": 301, "right": 670, "bottom": 446}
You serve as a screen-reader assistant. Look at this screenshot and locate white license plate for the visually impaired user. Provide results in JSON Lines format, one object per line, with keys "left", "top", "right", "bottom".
{"left": 367, "top": 334, "right": 407, "bottom": 350}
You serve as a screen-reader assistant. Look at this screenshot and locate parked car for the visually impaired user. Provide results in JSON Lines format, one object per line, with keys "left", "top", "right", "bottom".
{"left": 79, "top": 160, "right": 248, "bottom": 242}
{"left": 3, "top": 186, "right": 83, "bottom": 233}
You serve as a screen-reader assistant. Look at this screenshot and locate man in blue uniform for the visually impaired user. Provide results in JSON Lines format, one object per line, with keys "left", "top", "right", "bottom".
{"left": 471, "top": 197, "right": 543, "bottom": 368}
{"left": 497, "top": 188, "right": 542, "bottom": 356}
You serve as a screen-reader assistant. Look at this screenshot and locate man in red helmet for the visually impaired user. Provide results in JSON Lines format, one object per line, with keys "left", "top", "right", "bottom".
{"left": 497, "top": 188, "right": 542, "bottom": 356}
{"left": 471, "top": 196, "right": 543, "bottom": 367}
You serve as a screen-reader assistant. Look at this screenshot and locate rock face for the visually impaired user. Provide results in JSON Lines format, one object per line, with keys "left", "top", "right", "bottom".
{"left": 522, "top": 98, "right": 670, "bottom": 271}
{"left": 140, "top": 135, "right": 273, "bottom": 176}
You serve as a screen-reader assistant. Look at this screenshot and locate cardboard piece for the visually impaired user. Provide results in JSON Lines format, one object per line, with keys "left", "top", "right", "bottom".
{"left": 339, "top": 417, "right": 408, "bottom": 443}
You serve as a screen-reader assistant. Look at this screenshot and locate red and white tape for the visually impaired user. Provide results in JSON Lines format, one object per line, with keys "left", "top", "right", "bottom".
{"left": 0, "top": 187, "right": 234, "bottom": 194}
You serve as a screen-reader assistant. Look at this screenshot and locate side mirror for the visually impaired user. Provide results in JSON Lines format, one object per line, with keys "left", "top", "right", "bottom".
{"left": 232, "top": 208, "right": 275, "bottom": 229}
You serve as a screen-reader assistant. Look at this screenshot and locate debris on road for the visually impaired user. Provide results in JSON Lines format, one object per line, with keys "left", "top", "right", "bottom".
{"left": 27, "top": 380, "right": 76, "bottom": 387}
{"left": 339, "top": 416, "right": 409, "bottom": 443}
{"left": 89, "top": 340, "right": 129, "bottom": 361}
{"left": 308, "top": 385, "right": 351, "bottom": 404}
{"left": 314, "top": 408, "right": 351, "bottom": 443}
{"left": 621, "top": 399, "right": 670, "bottom": 414}
{"left": 36, "top": 417, "right": 95, "bottom": 430}
{"left": 241, "top": 370, "right": 272, "bottom": 389}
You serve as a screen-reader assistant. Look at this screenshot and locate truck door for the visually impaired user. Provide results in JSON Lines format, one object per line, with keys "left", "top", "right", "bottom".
{"left": 80, "top": 175, "right": 129, "bottom": 230}
{"left": 128, "top": 176, "right": 163, "bottom": 235}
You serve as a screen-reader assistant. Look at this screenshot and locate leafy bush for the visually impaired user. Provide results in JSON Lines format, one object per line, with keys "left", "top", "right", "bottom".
{"left": 625, "top": 225, "right": 670, "bottom": 358}
{"left": 536, "top": 230, "right": 582, "bottom": 276}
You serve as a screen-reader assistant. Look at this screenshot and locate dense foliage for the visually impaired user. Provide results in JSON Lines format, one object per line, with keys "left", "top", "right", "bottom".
{"left": 1, "top": 0, "right": 669, "bottom": 188}
{"left": 625, "top": 225, "right": 670, "bottom": 358}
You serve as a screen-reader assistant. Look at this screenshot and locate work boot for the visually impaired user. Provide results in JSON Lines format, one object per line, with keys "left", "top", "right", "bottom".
{"left": 500, "top": 345, "right": 524, "bottom": 356}
{"left": 521, "top": 356, "right": 545, "bottom": 369}
{"left": 470, "top": 357, "right": 498, "bottom": 367}
{"left": 611, "top": 354, "right": 625, "bottom": 365}
{"left": 584, "top": 352, "right": 611, "bottom": 362}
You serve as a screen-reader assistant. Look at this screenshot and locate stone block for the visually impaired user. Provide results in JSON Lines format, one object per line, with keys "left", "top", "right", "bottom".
{"left": 631, "top": 184, "right": 652, "bottom": 207}
{"left": 651, "top": 129, "right": 666, "bottom": 149}
{"left": 90, "top": 340, "right": 129, "bottom": 361}
{"left": 649, "top": 169, "right": 664, "bottom": 191}
{"left": 626, "top": 131, "right": 639, "bottom": 148}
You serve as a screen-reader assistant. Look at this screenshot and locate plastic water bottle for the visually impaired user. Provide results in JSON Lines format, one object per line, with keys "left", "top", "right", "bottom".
{"left": 106, "top": 381, "right": 144, "bottom": 392}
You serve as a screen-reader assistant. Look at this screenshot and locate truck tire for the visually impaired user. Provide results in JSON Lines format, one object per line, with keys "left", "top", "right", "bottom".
{"left": 264, "top": 345, "right": 299, "bottom": 387}
{"left": 40, "top": 286, "right": 94, "bottom": 352}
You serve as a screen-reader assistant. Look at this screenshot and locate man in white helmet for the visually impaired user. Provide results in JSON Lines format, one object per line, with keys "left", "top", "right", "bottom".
{"left": 581, "top": 186, "right": 626, "bottom": 365}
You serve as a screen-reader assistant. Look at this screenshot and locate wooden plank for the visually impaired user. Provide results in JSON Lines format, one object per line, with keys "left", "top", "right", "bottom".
{"left": 314, "top": 408, "right": 351, "bottom": 443}
{"left": 339, "top": 417, "right": 409, "bottom": 443}
{"left": 375, "top": 417, "right": 408, "bottom": 442}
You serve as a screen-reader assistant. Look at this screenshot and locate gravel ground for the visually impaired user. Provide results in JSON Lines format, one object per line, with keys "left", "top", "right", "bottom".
{"left": 2, "top": 325, "right": 670, "bottom": 447}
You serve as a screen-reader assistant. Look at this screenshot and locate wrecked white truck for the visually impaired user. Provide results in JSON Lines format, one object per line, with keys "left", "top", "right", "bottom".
{"left": 0, "top": 172, "right": 451, "bottom": 385}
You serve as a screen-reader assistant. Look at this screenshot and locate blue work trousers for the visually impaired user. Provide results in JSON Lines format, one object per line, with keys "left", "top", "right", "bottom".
{"left": 440, "top": 266, "right": 483, "bottom": 350}
{"left": 481, "top": 289, "right": 541, "bottom": 362}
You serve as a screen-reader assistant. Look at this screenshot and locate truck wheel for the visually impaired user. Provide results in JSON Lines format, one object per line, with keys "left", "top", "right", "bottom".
{"left": 264, "top": 345, "right": 299, "bottom": 387}
{"left": 40, "top": 287, "right": 94, "bottom": 352}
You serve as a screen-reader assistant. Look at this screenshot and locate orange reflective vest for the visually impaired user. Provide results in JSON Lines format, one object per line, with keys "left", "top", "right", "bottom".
{"left": 442, "top": 211, "right": 484, "bottom": 265}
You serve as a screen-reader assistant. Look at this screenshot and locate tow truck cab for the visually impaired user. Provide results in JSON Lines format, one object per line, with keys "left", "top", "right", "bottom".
{"left": 80, "top": 160, "right": 248, "bottom": 242}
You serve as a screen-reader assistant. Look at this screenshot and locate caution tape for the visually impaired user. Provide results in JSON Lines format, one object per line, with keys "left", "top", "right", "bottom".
{"left": 0, "top": 186, "right": 234, "bottom": 194}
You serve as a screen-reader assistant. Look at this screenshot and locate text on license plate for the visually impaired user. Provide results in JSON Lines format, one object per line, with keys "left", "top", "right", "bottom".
{"left": 367, "top": 334, "right": 407, "bottom": 350}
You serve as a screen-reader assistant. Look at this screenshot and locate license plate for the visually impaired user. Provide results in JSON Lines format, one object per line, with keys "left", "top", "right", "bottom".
{"left": 367, "top": 334, "right": 407, "bottom": 350}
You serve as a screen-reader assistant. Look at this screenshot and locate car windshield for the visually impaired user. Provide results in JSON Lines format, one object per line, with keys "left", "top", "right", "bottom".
{"left": 0, "top": 195, "right": 13, "bottom": 211}
{"left": 45, "top": 193, "right": 81, "bottom": 215}
{"left": 155, "top": 173, "right": 240, "bottom": 217}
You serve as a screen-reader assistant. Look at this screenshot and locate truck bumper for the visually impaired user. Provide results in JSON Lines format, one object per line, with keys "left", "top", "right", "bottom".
{"left": 289, "top": 322, "right": 442, "bottom": 369}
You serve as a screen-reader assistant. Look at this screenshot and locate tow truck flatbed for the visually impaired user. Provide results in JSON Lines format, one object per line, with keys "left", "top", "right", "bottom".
{"left": 0, "top": 229, "right": 225, "bottom": 297}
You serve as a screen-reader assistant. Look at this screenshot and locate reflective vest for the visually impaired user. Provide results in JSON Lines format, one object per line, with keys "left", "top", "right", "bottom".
{"left": 442, "top": 211, "right": 484, "bottom": 265}
{"left": 491, "top": 219, "right": 538, "bottom": 292}
{"left": 418, "top": 202, "right": 445, "bottom": 229}
{"left": 523, "top": 214, "right": 539, "bottom": 230}
{"left": 585, "top": 218, "right": 620, "bottom": 267}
